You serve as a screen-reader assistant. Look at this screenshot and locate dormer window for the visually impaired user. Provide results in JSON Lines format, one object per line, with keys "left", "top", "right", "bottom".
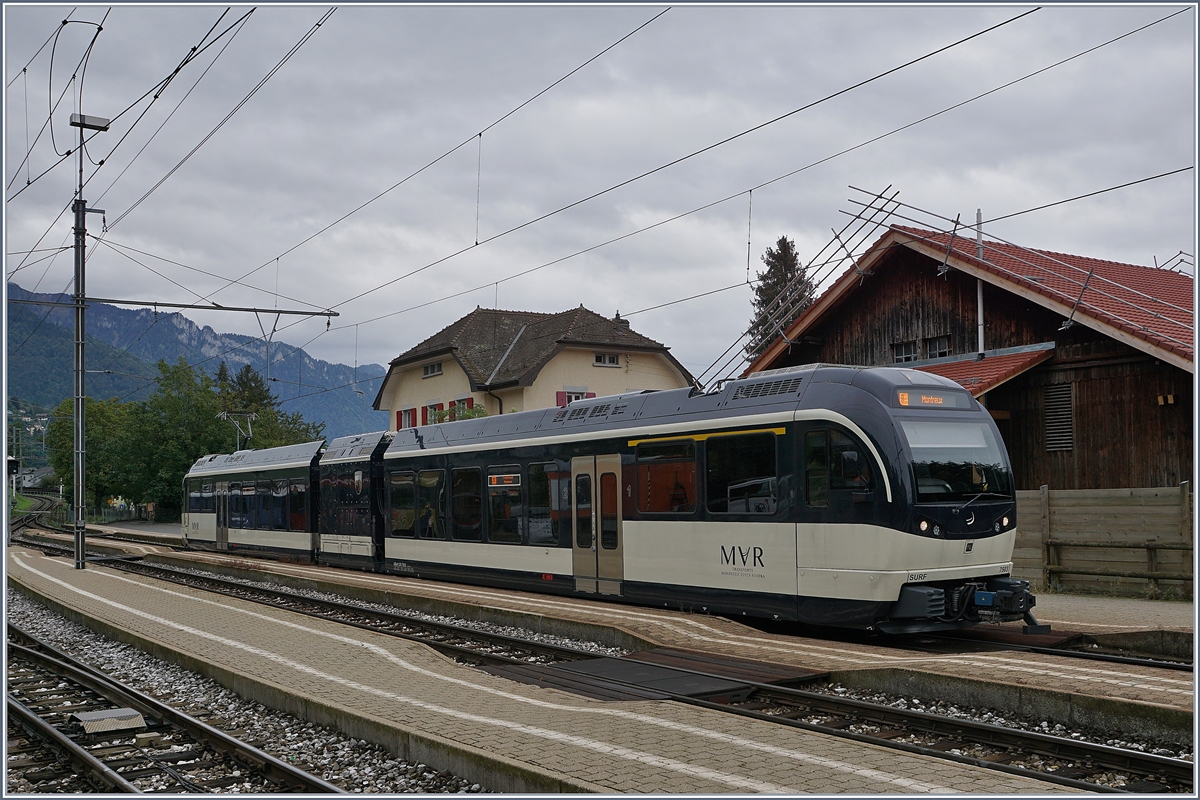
{"left": 422, "top": 362, "right": 443, "bottom": 378}
{"left": 594, "top": 352, "right": 620, "bottom": 367}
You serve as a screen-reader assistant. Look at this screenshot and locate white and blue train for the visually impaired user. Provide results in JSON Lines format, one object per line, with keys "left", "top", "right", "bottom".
{"left": 182, "top": 364, "right": 1040, "bottom": 633}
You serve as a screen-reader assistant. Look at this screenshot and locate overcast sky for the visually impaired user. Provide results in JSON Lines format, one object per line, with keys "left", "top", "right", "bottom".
{"left": 4, "top": 4, "right": 1196, "bottom": 387}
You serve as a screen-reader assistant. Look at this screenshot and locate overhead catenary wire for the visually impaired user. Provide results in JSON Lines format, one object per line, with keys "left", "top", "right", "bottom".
{"left": 7, "top": 7, "right": 256, "bottom": 201}
{"left": 5, "top": 12, "right": 74, "bottom": 88}
{"left": 195, "top": 7, "right": 672, "bottom": 312}
{"left": 300, "top": 0, "right": 1184, "bottom": 340}
{"left": 318, "top": 7, "right": 1040, "bottom": 319}
{"left": 108, "top": 7, "right": 333, "bottom": 229}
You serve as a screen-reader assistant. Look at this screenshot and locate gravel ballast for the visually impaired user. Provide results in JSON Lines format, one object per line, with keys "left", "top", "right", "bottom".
{"left": 6, "top": 590, "right": 485, "bottom": 794}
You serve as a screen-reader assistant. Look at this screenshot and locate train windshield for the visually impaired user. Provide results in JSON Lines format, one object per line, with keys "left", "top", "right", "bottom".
{"left": 900, "top": 419, "right": 1012, "bottom": 503}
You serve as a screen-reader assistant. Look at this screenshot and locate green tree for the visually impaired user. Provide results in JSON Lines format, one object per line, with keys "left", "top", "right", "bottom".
{"left": 746, "top": 235, "right": 816, "bottom": 359}
{"left": 215, "top": 362, "right": 323, "bottom": 449}
{"left": 121, "top": 359, "right": 229, "bottom": 516}
{"left": 45, "top": 396, "right": 130, "bottom": 513}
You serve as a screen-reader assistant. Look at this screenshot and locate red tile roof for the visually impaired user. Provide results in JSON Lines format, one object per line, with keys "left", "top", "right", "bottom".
{"left": 915, "top": 348, "right": 1054, "bottom": 397}
{"left": 894, "top": 226, "right": 1194, "bottom": 363}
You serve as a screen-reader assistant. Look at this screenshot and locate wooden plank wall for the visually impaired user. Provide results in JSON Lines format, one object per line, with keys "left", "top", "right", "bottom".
{"left": 1012, "top": 484, "right": 1193, "bottom": 597}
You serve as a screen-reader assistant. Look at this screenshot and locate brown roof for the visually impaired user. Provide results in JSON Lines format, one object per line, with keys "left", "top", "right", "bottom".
{"left": 376, "top": 306, "right": 693, "bottom": 404}
{"left": 746, "top": 225, "right": 1195, "bottom": 375}
{"left": 915, "top": 347, "right": 1054, "bottom": 397}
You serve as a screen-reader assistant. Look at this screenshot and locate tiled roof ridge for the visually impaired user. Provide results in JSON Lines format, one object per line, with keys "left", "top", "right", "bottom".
{"left": 893, "top": 224, "right": 1192, "bottom": 285}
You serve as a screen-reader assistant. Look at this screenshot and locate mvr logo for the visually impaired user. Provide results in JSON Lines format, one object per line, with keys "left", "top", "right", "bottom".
{"left": 720, "top": 545, "right": 764, "bottom": 568}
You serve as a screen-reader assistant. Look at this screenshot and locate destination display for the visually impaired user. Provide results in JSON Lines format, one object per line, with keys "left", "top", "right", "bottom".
{"left": 488, "top": 474, "right": 521, "bottom": 487}
{"left": 895, "top": 388, "right": 972, "bottom": 409}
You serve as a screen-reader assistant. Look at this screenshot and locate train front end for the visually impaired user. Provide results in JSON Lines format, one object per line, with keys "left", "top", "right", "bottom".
{"left": 867, "top": 370, "right": 1038, "bottom": 633}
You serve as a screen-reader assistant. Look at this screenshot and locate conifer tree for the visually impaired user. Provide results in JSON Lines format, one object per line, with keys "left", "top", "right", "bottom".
{"left": 746, "top": 235, "right": 815, "bottom": 359}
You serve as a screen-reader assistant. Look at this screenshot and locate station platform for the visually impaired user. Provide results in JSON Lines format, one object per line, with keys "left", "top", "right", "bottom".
{"left": 7, "top": 546, "right": 1072, "bottom": 794}
{"left": 18, "top": 526, "right": 1195, "bottom": 742}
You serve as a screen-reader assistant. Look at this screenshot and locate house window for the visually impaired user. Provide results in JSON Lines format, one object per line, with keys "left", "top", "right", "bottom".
{"left": 556, "top": 390, "right": 595, "bottom": 407}
{"left": 422, "top": 362, "right": 442, "bottom": 378}
{"left": 1044, "top": 384, "right": 1074, "bottom": 451}
{"left": 594, "top": 352, "right": 620, "bottom": 367}
{"left": 421, "top": 403, "right": 443, "bottom": 425}
{"left": 892, "top": 341, "right": 918, "bottom": 363}
{"left": 399, "top": 408, "right": 416, "bottom": 429}
{"left": 925, "top": 335, "right": 951, "bottom": 359}
{"left": 447, "top": 397, "right": 474, "bottom": 421}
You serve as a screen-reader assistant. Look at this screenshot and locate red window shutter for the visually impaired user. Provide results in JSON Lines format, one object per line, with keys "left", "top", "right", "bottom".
{"left": 556, "top": 392, "right": 567, "bottom": 407}
{"left": 585, "top": 392, "right": 596, "bottom": 399}
{"left": 465, "top": 397, "right": 474, "bottom": 409}
{"left": 410, "top": 408, "right": 416, "bottom": 427}
{"left": 436, "top": 403, "right": 444, "bottom": 411}
{"left": 421, "top": 406, "right": 428, "bottom": 425}
{"left": 396, "top": 411, "right": 403, "bottom": 430}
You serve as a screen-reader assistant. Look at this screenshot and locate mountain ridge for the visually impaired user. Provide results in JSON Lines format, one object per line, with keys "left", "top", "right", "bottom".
{"left": 7, "top": 282, "right": 390, "bottom": 439}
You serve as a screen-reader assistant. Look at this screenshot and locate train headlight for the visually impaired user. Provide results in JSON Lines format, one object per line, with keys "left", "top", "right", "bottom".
{"left": 1002, "top": 516, "right": 1010, "bottom": 527}
{"left": 919, "top": 520, "right": 929, "bottom": 532}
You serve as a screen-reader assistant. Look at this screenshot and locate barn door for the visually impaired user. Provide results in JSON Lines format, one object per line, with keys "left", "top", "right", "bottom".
{"left": 571, "top": 455, "right": 623, "bottom": 595}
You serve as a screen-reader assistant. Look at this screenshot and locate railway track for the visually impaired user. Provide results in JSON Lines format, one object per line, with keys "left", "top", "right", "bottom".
{"left": 11, "top": 531, "right": 1193, "bottom": 793}
{"left": 6, "top": 624, "right": 344, "bottom": 794}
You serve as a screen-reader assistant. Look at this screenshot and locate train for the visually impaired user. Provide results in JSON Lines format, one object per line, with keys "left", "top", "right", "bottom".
{"left": 182, "top": 363, "right": 1040, "bottom": 633}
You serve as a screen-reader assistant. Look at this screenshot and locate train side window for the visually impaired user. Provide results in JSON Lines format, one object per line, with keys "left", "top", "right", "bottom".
{"left": 575, "top": 474, "right": 592, "bottom": 548}
{"left": 417, "top": 470, "right": 445, "bottom": 539}
{"left": 706, "top": 433, "right": 778, "bottom": 514}
{"left": 805, "top": 431, "right": 829, "bottom": 508}
{"left": 228, "top": 482, "right": 241, "bottom": 527}
{"left": 271, "top": 480, "right": 289, "bottom": 530}
{"left": 451, "top": 469, "right": 483, "bottom": 541}
{"left": 257, "top": 480, "right": 274, "bottom": 529}
{"left": 528, "top": 463, "right": 569, "bottom": 545}
{"left": 830, "top": 429, "right": 874, "bottom": 490}
{"left": 243, "top": 482, "right": 258, "bottom": 528}
{"left": 388, "top": 472, "right": 417, "bottom": 537}
{"left": 202, "top": 482, "right": 215, "bottom": 513}
{"left": 636, "top": 441, "right": 696, "bottom": 513}
{"left": 599, "top": 472, "right": 618, "bottom": 549}
{"left": 289, "top": 479, "right": 308, "bottom": 531}
{"left": 188, "top": 479, "right": 202, "bottom": 514}
{"left": 487, "top": 466, "right": 523, "bottom": 544}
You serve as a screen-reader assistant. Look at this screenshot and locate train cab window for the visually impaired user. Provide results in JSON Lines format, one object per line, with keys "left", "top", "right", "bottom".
{"left": 575, "top": 474, "right": 592, "bottom": 548}
{"left": 417, "top": 470, "right": 445, "bottom": 539}
{"left": 806, "top": 428, "right": 874, "bottom": 507}
{"left": 487, "top": 467, "right": 523, "bottom": 544}
{"left": 289, "top": 479, "right": 308, "bottom": 531}
{"left": 706, "top": 433, "right": 779, "bottom": 514}
{"left": 528, "top": 462, "right": 568, "bottom": 545}
{"left": 388, "top": 472, "right": 417, "bottom": 537}
{"left": 635, "top": 441, "right": 696, "bottom": 513}
{"left": 829, "top": 430, "right": 874, "bottom": 490}
{"left": 202, "top": 482, "right": 215, "bottom": 513}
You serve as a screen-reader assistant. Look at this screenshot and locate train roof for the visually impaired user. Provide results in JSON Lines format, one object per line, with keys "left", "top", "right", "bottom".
{"left": 322, "top": 431, "right": 392, "bottom": 466}
{"left": 185, "top": 440, "right": 325, "bottom": 478}
{"left": 382, "top": 364, "right": 968, "bottom": 458}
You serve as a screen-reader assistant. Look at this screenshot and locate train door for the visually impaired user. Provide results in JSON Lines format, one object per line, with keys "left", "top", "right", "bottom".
{"left": 571, "top": 455, "right": 623, "bottom": 595}
{"left": 215, "top": 481, "right": 229, "bottom": 551}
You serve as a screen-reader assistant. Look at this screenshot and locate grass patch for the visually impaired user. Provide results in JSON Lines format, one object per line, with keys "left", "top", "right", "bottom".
{"left": 11, "top": 493, "right": 33, "bottom": 512}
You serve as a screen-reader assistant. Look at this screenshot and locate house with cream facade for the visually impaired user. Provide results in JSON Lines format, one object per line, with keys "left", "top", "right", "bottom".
{"left": 372, "top": 305, "right": 695, "bottom": 428}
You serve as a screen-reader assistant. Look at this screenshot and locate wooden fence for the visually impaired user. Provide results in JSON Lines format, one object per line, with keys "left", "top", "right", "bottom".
{"left": 1011, "top": 483, "right": 1193, "bottom": 597}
